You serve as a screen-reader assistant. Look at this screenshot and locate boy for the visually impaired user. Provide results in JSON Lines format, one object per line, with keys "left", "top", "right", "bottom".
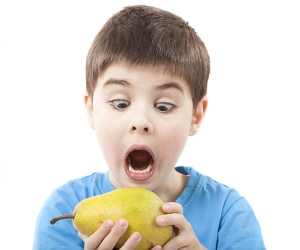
{"left": 33, "top": 5, "right": 265, "bottom": 250}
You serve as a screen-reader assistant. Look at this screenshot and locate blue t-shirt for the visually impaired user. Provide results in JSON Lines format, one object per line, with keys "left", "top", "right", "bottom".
{"left": 33, "top": 166, "right": 266, "bottom": 249}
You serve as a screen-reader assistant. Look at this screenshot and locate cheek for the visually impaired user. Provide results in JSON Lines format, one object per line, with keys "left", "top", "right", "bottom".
{"left": 94, "top": 115, "right": 119, "bottom": 151}
{"left": 161, "top": 123, "right": 190, "bottom": 156}
{"left": 96, "top": 125, "right": 121, "bottom": 168}
{"left": 97, "top": 124, "right": 117, "bottom": 146}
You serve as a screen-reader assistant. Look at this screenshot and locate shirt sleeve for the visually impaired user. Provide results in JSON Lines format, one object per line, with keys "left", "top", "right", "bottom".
{"left": 218, "top": 195, "right": 266, "bottom": 250}
{"left": 32, "top": 188, "right": 84, "bottom": 250}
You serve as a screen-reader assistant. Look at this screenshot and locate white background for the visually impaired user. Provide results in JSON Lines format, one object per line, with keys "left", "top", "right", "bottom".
{"left": 0, "top": 1, "right": 299, "bottom": 249}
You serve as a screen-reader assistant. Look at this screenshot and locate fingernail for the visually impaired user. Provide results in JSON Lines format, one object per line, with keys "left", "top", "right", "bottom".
{"left": 118, "top": 219, "right": 127, "bottom": 228}
{"left": 163, "top": 204, "right": 171, "bottom": 211}
{"left": 131, "top": 232, "right": 141, "bottom": 241}
{"left": 158, "top": 216, "right": 166, "bottom": 225}
{"left": 105, "top": 220, "right": 114, "bottom": 228}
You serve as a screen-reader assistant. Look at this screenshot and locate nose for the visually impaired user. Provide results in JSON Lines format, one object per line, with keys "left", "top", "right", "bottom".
{"left": 128, "top": 114, "right": 153, "bottom": 134}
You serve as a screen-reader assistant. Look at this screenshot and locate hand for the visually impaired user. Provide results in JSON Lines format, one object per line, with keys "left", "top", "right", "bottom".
{"left": 154, "top": 202, "right": 207, "bottom": 250}
{"left": 78, "top": 219, "right": 142, "bottom": 250}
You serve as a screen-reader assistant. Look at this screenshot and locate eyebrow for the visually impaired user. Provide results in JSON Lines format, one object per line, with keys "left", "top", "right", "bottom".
{"left": 156, "top": 82, "right": 184, "bottom": 93}
{"left": 102, "top": 78, "right": 131, "bottom": 88}
{"left": 102, "top": 78, "right": 184, "bottom": 93}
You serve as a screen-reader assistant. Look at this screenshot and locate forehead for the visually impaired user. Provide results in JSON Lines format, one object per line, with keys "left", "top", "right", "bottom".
{"left": 97, "top": 63, "right": 188, "bottom": 89}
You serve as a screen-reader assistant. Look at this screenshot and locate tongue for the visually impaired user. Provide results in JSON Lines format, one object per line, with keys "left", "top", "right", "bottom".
{"left": 128, "top": 150, "right": 152, "bottom": 170}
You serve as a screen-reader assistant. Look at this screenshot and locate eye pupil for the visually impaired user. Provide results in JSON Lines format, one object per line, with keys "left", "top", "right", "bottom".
{"left": 155, "top": 102, "right": 174, "bottom": 113}
{"left": 117, "top": 103, "right": 128, "bottom": 109}
{"left": 111, "top": 100, "right": 174, "bottom": 112}
{"left": 158, "top": 106, "right": 168, "bottom": 112}
{"left": 111, "top": 100, "right": 130, "bottom": 110}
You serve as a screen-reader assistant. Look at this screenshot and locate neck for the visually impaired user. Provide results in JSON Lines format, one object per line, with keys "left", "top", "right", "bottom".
{"left": 153, "top": 169, "right": 189, "bottom": 202}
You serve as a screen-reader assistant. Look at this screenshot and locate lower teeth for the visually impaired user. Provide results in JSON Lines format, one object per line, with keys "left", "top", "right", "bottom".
{"left": 128, "top": 164, "right": 152, "bottom": 174}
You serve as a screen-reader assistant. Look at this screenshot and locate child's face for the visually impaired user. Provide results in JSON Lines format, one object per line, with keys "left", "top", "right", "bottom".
{"left": 85, "top": 64, "right": 206, "bottom": 191}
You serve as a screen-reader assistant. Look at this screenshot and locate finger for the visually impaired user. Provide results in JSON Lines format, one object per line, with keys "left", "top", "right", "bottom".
{"left": 160, "top": 233, "right": 188, "bottom": 250}
{"left": 161, "top": 202, "right": 183, "bottom": 215}
{"left": 99, "top": 219, "right": 128, "bottom": 249}
{"left": 78, "top": 232, "right": 88, "bottom": 241}
{"left": 162, "top": 230, "right": 206, "bottom": 250}
{"left": 83, "top": 220, "right": 115, "bottom": 249}
{"left": 150, "top": 245, "right": 162, "bottom": 250}
{"left": 156, "top": 213, "right": 190, "bottom": 232}
{"left": 119, "top": 232, "right": 142, "bottom": 250}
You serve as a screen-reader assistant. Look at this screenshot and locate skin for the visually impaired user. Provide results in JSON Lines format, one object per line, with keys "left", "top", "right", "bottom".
{"left": 82, "top": 63, "right": 208, "bottom": 249}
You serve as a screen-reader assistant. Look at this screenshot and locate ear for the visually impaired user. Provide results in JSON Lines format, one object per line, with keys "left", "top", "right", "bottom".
{"left": 83, "top": 91, "right": 95, "bottom": 130}
{"left": 189, "top": 96, "right": 208, "bottom": 136}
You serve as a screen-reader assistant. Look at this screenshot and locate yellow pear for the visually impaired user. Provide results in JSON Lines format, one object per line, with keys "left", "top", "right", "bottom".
{"left": 50, "top": 187, "right": 173, "bottom": 249}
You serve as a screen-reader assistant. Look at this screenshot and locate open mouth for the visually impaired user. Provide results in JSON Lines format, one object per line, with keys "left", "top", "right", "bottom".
{"left": 125, "top": 148, "right": 155, "bottom": 181}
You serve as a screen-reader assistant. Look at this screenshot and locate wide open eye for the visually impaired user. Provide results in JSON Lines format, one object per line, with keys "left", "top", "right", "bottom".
{"left": 155, "top": 102, "right": 175, "bottom": 113}
{"left": 111, "top": 99, "right": 130, "bottom": 110}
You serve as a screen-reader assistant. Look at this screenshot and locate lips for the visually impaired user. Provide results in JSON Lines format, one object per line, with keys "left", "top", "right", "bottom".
{"left": 124, "top": 146, "right": 155, "bottom": 181}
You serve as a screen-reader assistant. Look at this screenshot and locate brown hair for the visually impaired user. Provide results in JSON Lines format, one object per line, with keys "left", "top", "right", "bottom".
{"left": 86, "top": 5, "right": 210, "bottom": 109}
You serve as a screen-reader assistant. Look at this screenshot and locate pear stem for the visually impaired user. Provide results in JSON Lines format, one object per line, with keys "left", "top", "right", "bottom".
{"left": 50, "top": 214, "right": 75, "bottom": 225}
